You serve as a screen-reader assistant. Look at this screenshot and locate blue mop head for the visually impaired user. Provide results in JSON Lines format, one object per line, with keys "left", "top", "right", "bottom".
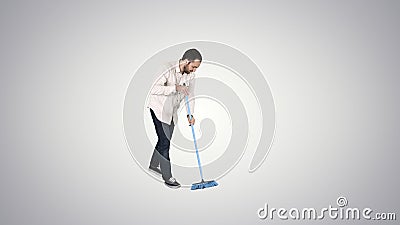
{"left": 191, "top": 180, "right": 218, "bottom": 190}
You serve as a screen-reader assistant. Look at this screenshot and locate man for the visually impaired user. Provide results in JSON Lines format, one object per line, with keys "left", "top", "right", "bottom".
{"left": 147, "top": 49, "right": 202, "bottom": 188}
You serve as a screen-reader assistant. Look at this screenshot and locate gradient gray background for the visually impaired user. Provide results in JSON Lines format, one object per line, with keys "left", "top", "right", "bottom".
{"left": 0, "top": 0, "right": 398, "bottom": 224}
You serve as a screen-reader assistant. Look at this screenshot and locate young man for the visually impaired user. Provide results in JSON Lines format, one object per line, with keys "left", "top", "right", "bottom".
{"left": 147, "top": 49, "right": 202, "bottom": 188}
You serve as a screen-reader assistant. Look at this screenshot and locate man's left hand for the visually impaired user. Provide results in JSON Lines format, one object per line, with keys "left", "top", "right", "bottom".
{"left": 187, "top": 115, "right": 195, "bottom": 126}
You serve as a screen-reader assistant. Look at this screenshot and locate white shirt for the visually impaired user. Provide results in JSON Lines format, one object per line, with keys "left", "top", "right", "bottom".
{"left": 147, "top": 61, "right": 195, "bottom": 125}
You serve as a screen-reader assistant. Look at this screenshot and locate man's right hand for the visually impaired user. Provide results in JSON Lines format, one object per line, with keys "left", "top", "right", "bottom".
{"left": 175, "top": 84, "right": 189, "bottom": 95}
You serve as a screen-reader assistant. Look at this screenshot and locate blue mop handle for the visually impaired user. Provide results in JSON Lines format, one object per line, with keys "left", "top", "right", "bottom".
{"left": 185, "top": 95, "right": 204, "bottom": 181}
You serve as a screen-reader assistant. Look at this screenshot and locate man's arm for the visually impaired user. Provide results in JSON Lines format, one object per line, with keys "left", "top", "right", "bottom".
{"left": 150, "top": 69, "right": 176, "bottom": 96}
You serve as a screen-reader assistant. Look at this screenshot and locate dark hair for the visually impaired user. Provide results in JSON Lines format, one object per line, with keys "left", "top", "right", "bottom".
{"left": 182, "top": 48, "right": 202, "bottom": 62}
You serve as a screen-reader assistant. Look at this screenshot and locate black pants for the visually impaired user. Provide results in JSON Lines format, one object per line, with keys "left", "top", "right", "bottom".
{"left": 149, "top": 108, "right": 174, "bottom": 181}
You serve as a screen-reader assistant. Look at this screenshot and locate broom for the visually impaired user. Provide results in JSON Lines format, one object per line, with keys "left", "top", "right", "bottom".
{"left": 185, "top": 95, "right": 218, "bottom": 190}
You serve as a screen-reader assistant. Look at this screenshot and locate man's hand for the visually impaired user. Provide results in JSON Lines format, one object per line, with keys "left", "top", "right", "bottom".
{"left": 187, "top": 115, "right": 195, "bottom": 126}
{"left": 176, "top": 84, "right": 189, "bottom": 95}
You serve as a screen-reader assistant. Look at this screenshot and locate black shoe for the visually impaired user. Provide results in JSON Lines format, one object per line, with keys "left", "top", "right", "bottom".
{"left": 148, "top": 166, "right": 162, "bottom": 177}
{"left": 164, "top": 177, "right": 181, "bottom": 189}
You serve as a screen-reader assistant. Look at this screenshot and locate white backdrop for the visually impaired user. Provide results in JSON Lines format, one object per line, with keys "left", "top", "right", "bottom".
{"left": 0, "top": 1, "right": 399, "bottom": 224}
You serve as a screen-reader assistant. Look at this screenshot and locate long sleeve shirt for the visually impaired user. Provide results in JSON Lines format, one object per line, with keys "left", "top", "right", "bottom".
{"left": 147, "top": 61, "right": 195, "bottom": 125}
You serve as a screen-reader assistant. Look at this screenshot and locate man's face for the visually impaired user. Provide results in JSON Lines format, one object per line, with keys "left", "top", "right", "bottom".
{"left": 184, "top": 60, "right": 201, "bottom": 74}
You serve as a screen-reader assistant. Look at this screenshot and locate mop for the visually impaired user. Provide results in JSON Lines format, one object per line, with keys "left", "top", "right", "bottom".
{"left": 185, "top": 95, "right": 218, "bottom": 190}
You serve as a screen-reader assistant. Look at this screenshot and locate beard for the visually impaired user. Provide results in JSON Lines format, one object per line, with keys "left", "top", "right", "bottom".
{"left": 184, "top": 66, "right": 191, "bottom": 74}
